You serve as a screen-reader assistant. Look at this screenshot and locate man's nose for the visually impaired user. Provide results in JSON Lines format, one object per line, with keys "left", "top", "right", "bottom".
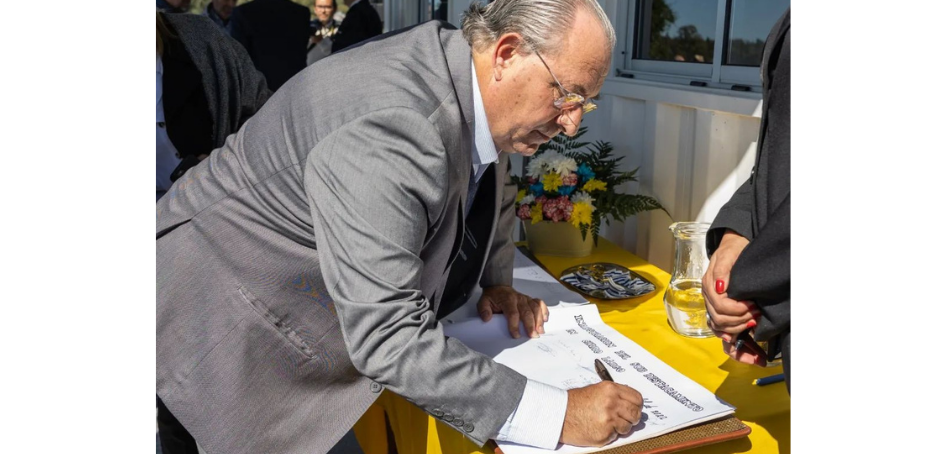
{"left": 558, "top": 108, "right": 584, "bottom": 137}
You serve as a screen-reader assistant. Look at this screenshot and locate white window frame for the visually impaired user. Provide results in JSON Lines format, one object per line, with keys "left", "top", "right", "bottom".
{"left": 616, "top": 0, "right": 779, "bottom": 92}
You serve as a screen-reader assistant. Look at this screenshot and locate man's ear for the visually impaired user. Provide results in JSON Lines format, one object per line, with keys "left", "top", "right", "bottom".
{"left": 491, "top": 33, "right": 526, "bottom": 82}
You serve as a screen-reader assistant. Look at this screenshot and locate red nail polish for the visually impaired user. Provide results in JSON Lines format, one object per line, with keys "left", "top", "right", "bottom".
{"left": 746, "top": 320, "right": 757, "bottom": 329}
{"left": 715, "top": 279, "right": 725, "bottom": 294}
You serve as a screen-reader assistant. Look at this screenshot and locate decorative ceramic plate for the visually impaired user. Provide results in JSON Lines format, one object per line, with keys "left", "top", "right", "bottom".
{"left": 559, "top": 262, "right": 657, "bottom": 300}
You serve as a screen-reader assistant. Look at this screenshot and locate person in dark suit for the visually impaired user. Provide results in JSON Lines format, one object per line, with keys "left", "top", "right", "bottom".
{"left": 229, "top": 0, "right": 310, "bottom": 91}
{"left": 331, "top": 0, "right": 382, "bottom": 53}
{"left": 702, "top": 9, "right": 791, "bottom": 391}
{"left": 156, "top": 12, "right": 271, "bottom": 200}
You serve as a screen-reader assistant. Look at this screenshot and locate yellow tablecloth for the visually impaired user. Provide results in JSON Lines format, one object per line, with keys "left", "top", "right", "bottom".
{"left": 353, "top": 238, "right": 790, "bottom": 454}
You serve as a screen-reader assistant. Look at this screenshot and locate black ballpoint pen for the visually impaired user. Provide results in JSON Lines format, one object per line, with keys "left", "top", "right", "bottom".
{"left": 594, "top": 358, "right": 614, "bottom": 382}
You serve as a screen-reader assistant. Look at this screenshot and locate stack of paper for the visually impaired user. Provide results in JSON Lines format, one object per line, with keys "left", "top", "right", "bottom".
{"left": 442, "top": 250, "right": 734, "bottom": 454}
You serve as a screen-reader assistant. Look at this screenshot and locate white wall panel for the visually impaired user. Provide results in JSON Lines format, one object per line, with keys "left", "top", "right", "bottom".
{"left": 580, "top": 83, "right": 761, "bottom": 271}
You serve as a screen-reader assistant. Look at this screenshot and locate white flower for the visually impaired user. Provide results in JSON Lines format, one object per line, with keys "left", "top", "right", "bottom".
{"left": 571, "top": 191, "right": 595, "bottom": 208}
{"left": 520, "top": 194, "right": 535, "bottom": 205}
{"left": 550, "top": 155, "right": 578, "bottom": 177}
{"left": 526, "top": 153, "right": 550, "bottom": 178}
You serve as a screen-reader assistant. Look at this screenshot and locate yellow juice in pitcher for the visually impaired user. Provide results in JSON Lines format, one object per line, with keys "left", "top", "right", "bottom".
{"left": 663, "top": 279, "right": 712, "bottom": 338}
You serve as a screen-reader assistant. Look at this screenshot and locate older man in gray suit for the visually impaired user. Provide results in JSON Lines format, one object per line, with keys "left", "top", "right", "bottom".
{"left": 156, "top": 1, "right": 644, "bottom": 453}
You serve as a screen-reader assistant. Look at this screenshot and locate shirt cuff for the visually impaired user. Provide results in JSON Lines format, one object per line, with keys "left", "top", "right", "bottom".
{"left": 495, "top": 379, "right": 568, "bottom": 450}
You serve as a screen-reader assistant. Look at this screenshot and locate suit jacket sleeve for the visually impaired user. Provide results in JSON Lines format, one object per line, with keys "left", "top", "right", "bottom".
{"left": 480, "top": 155, "right": 516, "bottom": 287}
{"left": 306, "top": 108, "right": 527, "bottom": 446}
{"left": 706, "top": 177, "right": 755, "bottom": 256}
{"left": 726, "top": 193, "right": 790, "bottom": 344}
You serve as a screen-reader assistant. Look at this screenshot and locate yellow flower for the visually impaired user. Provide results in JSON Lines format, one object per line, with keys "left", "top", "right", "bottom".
{"left": 542, "top": 173, "right": 563, "bottom": 192}
{"left": 582, "top": 178, "right": 607, "bottom": 192}
{"left": 570, "top": 202, "right": 594, "bottom": 228}
{"left": 516, "top": 189, "right": 526, "bottom": 203}
{"left": 530, "top": 202, "right": 544, "bottom": 224}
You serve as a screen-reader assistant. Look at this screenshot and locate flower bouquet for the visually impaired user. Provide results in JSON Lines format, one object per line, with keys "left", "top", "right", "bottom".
{"left": 513, "top": 127, "right": 666, "bottom": 246}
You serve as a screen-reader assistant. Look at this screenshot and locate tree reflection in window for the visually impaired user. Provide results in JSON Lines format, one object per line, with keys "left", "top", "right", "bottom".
{"left": 635, "top": 0, "right": 716, "bottom": 64}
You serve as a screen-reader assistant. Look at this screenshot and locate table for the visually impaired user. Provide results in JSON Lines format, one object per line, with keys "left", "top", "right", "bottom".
{"left": 353, "top": 238, "right": 790, "bottom": 454}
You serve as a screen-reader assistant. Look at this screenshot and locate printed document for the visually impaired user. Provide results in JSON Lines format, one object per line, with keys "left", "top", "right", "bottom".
{"left": 443, "top": 304, "right": 734, "bottom": 454}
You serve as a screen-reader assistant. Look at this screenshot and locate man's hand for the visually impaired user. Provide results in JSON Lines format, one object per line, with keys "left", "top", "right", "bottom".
{"left": 560, "top": 382, "right": 644, "bottom": 447}
{"left": 701, "top": 230, "right": 757, "bottom": 334}
{"left": 477, "top": 285, "right": 548, "bottom": 339}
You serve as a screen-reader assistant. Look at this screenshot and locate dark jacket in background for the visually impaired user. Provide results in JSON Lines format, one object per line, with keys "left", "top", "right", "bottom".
{"left": 160, "top": 13, "right": 271, "bottom": 174}
{"left": 229, "top": 0, "right": 310, "bottom": 91}
{"left": 156, "top": 0, "right": 187, "bottom": 13}
{"left": 706, "top": 9, "right": 791, "bottom": 388}
{"left": 331, "top": 0, "right": 382, "bottom": 53}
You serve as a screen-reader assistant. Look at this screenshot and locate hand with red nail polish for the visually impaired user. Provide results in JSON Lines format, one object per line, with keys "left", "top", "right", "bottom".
{"left": 715, "top": 279, "right": 725, "bottom": 294}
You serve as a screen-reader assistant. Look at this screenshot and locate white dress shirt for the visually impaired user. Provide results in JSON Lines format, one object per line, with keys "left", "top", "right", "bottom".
{"left": 470, "top": 60, "right": 569, "bottom": 450}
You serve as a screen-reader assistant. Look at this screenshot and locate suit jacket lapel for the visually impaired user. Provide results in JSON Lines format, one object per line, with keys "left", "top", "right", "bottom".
{"left": 441, "top": 27, "right": 475, "bottom": 270}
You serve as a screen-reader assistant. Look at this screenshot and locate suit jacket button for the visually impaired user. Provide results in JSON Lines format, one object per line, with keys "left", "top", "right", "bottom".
{"left": 454, "top": 418, "right": 464, "bottom": 426}
{"left": 463, "top": 422, "right": 474, "bottom": 433}
{"left": 370, "top": 382, "right": 382, "bottom": 393}
{"left": 443, "top": 413, "right": 454, "bottom": 422}
{"left": 432, "top": 409, "right": 443, "bottom": 418}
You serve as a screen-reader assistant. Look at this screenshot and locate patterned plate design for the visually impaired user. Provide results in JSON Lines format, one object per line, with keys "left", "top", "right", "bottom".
{"left": 560, "top": 262, "right": 656, "bottom": 300}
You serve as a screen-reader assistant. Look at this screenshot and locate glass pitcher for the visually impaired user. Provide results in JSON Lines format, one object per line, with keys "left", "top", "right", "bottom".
{"left": 664, "top": 222, "right": 713, "bottom": 338}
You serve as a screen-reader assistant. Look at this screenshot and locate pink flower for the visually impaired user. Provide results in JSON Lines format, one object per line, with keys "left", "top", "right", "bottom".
{"left": 542, "top": 196, "right": 573, "bottom": 222}
{"left": 517, "top": 204, "right": 532, "bottom": 220}
{"left": 562, "top": 172, "right": 578, "bottom": 187}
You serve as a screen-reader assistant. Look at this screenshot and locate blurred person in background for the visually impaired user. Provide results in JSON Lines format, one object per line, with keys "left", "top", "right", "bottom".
{"left": 331, "top": 0, "right": 382, "bottom": 53}
{"left": 307, "top": 0, "right": 340, "bottom": 66}
{"left": 156, "top": 12, "right": 271, "bottom": 201}
{"left": 204, "top": 0, "right": 236, "bottom": 29}
{"left": 157, "top": 0, "right": 191, "bottom": 13}
{"left": 230, "top": 0, "right": 311, "bottom": 91}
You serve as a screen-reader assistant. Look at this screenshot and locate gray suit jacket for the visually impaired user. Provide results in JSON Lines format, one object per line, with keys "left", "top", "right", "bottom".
{"left": 156, "top": 21, "right": 526, "bottom": 454}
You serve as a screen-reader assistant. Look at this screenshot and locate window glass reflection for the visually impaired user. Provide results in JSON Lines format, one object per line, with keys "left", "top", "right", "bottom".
{"left": 726, "top": 0, "right": 789, "bottom": 66}
{"left": 635, "top": 0, "right": 718, "bottom": 64}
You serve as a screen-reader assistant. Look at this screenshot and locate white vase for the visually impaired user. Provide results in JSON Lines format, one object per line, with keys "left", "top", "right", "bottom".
{"left": 523, "top": 221, "right": 594, "bottom": 257}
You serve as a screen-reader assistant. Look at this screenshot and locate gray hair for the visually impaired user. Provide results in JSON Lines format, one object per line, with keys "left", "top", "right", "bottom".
{"left": 461, "top": 0, "right": 616, "bottom": 56}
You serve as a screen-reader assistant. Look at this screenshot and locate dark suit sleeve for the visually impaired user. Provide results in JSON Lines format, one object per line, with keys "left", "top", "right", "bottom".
{"left": 228, "top": 7, "right": 251, "bottom": 53}
{"left": 224, "top": 33, "right": 271, "bottom": 127}
{"left": 330, "top": 8, "right": 359, "bottom": 52}
{"left": 706, "top": 177, "right": 755, "bottom": 256}
{"left": 331, "top": 3, "right": 382, "bottom": 53}
{"left": 726, "top": 193, "right": 790, "bottom": 343}
{"left": 480, "top": 155, "right": 517, "bottom": 287}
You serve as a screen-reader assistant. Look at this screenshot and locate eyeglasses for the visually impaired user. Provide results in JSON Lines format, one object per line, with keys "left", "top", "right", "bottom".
{"left": 532, "top": 50, "right": 598, "bottom": 122}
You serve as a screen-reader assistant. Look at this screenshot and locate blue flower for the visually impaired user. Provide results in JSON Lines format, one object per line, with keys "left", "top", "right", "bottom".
{"left": 576, "top": 164, "right": 595, "bottom": 184}
{"left": 529, "top": 182, "right": 545, "bottom": 197}
{"left": 558, "top": 185, "right": 576, "bottom": 196}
